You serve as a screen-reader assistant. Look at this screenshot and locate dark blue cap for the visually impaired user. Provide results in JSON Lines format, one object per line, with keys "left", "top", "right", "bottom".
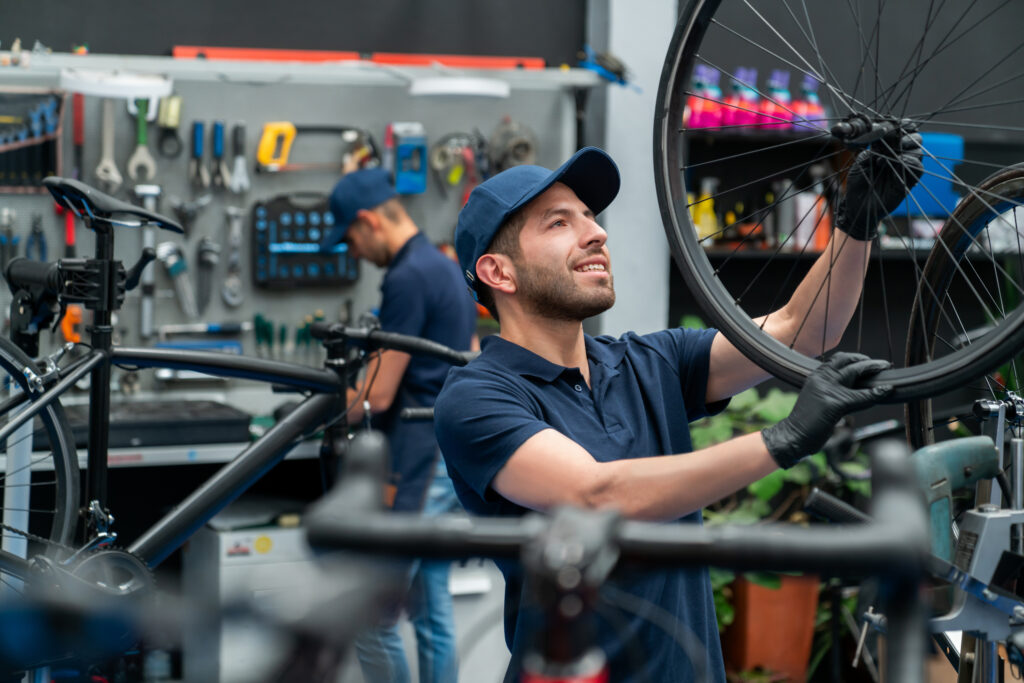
{"left": 321, "top": 167, "right": 398, "bottom": 249}
{"left": 455, "top": 146, "right": 620, "bottom": 295}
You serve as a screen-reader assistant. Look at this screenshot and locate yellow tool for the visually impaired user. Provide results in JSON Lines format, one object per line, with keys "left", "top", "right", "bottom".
{"left": 255, "top": 122, "right": 377, "bottom": 173}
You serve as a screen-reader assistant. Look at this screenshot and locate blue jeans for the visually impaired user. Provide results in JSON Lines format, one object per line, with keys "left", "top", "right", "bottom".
{"left": 355, "top": 459, "right": 461, "bottom": 683}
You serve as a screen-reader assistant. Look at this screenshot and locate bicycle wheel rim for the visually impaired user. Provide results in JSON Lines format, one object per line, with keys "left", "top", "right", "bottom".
{"left": 0, "top": 337, "right": 79, "bottom": 560}
{"left": 906, "top": 164, "right": 1024, "bottom": 446}
{"left": 655, "top": 0, "right": 1024, "bottom": 402}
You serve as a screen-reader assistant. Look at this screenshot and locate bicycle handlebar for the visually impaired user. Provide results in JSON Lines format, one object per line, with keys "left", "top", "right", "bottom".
{"left": 309, "top": 321, "right": 477, "bottom": 366}
{"left": 307, "top": 435, "right": 928, "bottom": 575}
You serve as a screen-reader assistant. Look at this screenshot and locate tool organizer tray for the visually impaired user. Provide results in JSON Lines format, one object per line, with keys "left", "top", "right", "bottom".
{"left": 0, "top": 89, "right": 65, "bottom": 194}
{"left": 250, "top": 192, "right": 359, "bottom": 289}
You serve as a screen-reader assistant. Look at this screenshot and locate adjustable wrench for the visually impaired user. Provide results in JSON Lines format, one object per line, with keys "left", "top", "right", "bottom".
{"left": 126, "top": 99, "right": 157, "bottom": 182}
{"left": 94, "top": 99, "right": 123, "bottom": 193}
{"left": 222, "top": 207, "right": 245, "bottom": 308}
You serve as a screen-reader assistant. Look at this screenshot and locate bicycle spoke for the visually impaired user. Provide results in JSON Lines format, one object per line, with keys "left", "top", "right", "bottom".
{"left": 866, "top": 147, "right": 1019, "bottom": 318}
{"left": 684, "top": 132, "right": 833, "bottom": 171}
{"left": 708, "top": 17, "right": 878, "bottom": 118}
{"left": 688, "top": 149, "right": 846, "bottom": 219}
{"left": 891, "top": 0, "right": 945, "bottom": 119}
{"left": 875, "top": 0, "right": 1015, "bottom": 117}
{"left": 780, "top": 0, "right": 850, "bottom": 119}
{"left": 688, "top": 57, "right": 831, "bottom": 131}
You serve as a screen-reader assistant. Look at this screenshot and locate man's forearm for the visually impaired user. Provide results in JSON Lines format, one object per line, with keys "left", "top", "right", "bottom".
{"left": 587, "top": 432, "right": 778, "bottom": 521}
{"left": 766, "top": 231, "right": 872, "bottom": 354}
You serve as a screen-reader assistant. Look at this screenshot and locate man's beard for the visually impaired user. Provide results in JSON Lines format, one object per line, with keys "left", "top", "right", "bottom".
{"left": 516, "top": 257, "right": 615, "bottom": 321}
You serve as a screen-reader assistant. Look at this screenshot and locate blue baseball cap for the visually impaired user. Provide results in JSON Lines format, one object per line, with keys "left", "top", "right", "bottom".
{"left": 321, "top": 167, "right": 398, "bottom": 249}
{"left": 455, "top": 146, "right": 620, "bottom": 295}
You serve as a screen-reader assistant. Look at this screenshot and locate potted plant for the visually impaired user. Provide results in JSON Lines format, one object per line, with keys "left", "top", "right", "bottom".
{"left": 692, "top": 381, "right": 871, "bottom": 682}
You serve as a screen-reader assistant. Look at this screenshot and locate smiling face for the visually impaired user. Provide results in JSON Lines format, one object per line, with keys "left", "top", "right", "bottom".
{"left": 510, "top": 182, "right": 615, "bottom": 321}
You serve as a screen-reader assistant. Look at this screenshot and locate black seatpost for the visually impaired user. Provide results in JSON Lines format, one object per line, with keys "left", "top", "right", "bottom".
{"left": 84, "top": 220, "right": 116, "bottom": 534}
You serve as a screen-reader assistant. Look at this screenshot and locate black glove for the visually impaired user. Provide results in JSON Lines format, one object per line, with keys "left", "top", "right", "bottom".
{"left": 834, "top": 130, "right": 924, "bottom": 240}
{"left": 762, "top": 352, "right": 893, "bottom": 468}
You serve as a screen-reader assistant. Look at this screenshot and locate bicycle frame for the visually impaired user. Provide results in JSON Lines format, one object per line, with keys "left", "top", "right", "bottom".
{"left": 0, "top": 343, "right": 349, "bottom": 573}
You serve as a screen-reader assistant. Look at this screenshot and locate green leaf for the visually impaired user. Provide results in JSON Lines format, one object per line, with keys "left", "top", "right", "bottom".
{"left": 728, "top": 388, "right": 760, "bottom": 412}
{"left": 846, "top": 479, "right": 872, "bottom": 497}
{"left": 748, "top": 469, "right": 785, "bottom": 502}
{"left": 782, "top": 462, "right": 813, "bottom": 486}
{"left": 679, "top": 314, "right": 707, "bottom": 329}
{"left": 742, "top": 571, "right": 782, "bottom": 590}
{"left": 752, "top": 388, "right": 797, "bottom": 422}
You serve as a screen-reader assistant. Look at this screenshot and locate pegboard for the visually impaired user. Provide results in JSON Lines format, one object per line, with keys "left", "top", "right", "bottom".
{"left": 0, "top": 53, "right": 597, "bottom": 407}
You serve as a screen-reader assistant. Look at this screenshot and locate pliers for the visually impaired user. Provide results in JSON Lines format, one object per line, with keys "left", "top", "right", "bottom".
{"left": 25, "top": 214, "right": 46, "bottom": 261}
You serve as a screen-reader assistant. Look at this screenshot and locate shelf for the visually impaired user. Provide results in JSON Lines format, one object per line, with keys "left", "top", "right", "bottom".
{"left": 1, "top": 439, "right": 320, "bottom": 472}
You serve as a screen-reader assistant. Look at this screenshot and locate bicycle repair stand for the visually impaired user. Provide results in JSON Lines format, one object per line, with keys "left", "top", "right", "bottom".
{"left": 809, "top": 406, "right": 1024, "bottom": 683}
{"left": 5, "top": 201, "right": 155, "bottom": 544}
{"left": 938, "top": 395, "right": 1024, "bottom": 683}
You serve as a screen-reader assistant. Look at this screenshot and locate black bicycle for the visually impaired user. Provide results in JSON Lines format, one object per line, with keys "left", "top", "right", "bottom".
{"left": 0, "top": 176, "right": 474, "bottom": 667}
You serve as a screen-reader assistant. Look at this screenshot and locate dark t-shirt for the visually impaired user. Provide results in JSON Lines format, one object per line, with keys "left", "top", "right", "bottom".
{"left": 374, "top": 232, "right": 477, "bottom": 511}
{"left": 434, "top": 329, "right": 728, "bottom": 683}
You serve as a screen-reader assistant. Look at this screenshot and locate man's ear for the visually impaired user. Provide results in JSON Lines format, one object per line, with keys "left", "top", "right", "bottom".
{"left": 355, "top": 208, "right": 382, "bottom": 233}
{"left": 475, "top": 254, "right": 516, "bottom": 295}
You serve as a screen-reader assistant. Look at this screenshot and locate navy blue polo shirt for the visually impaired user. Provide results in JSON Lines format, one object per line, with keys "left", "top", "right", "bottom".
{"left": 374, "top": 232, "right": 477, "bottom": 511}
{"left": 434, "top": 328, "right": 727, "bottom": 683}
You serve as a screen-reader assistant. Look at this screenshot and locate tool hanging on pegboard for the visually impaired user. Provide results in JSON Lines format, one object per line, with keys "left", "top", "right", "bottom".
{"left": 390, "top": 122, "right": 427, "bottom": 194}
{"left": 156, "top": 94, "right": 183, "bottom": 158}
{"left": 488, "top": 117, "right": 538, "bottom": 172}
{"left": 255, "top": 122, "right": 378, "bottom": 173}
{"left": 428, "top": 131, "right": 489, "bottom": 203}
{"left": 252, "top": 192, "right": 358, "bottom": 289}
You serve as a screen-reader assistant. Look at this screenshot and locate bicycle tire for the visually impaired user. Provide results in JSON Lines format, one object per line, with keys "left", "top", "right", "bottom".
{"left": 654, "top": 0, "right": 1024, "bottom": 401}
{"left": 0, "top": 336, "right": 80, "bottom": 552}
{"left": 905, "top": 164, "right": 1024, "bottom": 447}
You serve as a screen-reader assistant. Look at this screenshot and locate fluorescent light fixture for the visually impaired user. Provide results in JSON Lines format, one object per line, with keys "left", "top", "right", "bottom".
{"left": 59, "top": 68, "right": 174, "bottom": 99}
{"left": 409, "top": 77, "right": 510, "bottom": 99}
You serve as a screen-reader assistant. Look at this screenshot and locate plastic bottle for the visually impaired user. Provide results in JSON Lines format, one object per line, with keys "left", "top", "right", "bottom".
{"left": 758, "top": 69, "right": 794, "bottom": 130}
{"left": 686, "top": 65, "right": 724, "bottom": 129}
{"left": 792, "top": 75, "right": 826, "bottom": 133}
{"left": 792, "top": 166, "right": 832, "bottom": 251}
{"left": 722, "top": 67, "right": 760, "bottom": 129}
{"left": 691, "top": 176, "right": 721, "bottom": 241}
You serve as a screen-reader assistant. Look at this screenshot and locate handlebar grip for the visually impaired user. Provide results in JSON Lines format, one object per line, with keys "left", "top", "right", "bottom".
{"left": 4, "top": 257, "right": 61, "bottom": 295}
{"left": 309, "top": 322, "right": 476, "bottom": 367}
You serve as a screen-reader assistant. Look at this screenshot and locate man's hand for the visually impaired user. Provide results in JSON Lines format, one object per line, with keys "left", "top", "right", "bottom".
{"left": 834, "top": 130, "right": 924, "bottom": 240}
{"left": 762, "top": 352, "right": 893, "bottom": 468}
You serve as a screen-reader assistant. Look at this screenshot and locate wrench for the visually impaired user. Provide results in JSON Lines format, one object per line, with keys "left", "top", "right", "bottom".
{"left": 126, "top": 99, "right": 157, "bottom": 182}
{"left": 94, "top": 99, "right": 123, "bottom": 193}
{"left": 222, "top": 207, "right": 245, "bottom": 308}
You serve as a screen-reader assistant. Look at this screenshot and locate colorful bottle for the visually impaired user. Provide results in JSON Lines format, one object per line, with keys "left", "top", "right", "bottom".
{"left": 758, "top": 69, "right": 794, "bottom": 130}
{"left": 686, "top": 64, "right": 724, "bottom": 129}
{"left": 792, "top": 75, "right": 826, "bottom": 133}
{"left": 722, "top": 67, "right": 761, "bottom": 129}
{"left": 691, "top": 176, "right": 721, "bottom": 241}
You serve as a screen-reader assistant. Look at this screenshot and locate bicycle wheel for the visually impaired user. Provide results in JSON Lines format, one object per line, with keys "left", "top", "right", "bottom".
{"left": 0, "top": 336, "right": 80, "bottom": 564}
{"left": 655, "top": 0, "right": 1024, "bottom": 401}
{"left": 905, "top": 164, "right": 1024, "bottom": 447}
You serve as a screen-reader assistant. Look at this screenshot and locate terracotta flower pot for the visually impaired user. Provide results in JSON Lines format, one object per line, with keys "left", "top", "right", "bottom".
{"left": 721, "top": 574, "right": 821, "bottom": 682}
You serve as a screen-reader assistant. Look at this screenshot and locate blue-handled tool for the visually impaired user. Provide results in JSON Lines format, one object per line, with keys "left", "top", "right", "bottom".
{"left": 189, "top": 121, "right": 210, "bottom": 189}
{"left": 25, "top": 213, "right": 46, "bottom": 261}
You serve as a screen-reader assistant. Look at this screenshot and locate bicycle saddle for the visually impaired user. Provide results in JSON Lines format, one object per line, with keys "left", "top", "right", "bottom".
{"left": 43, "top": 177, "right": 184, "bottom": 234}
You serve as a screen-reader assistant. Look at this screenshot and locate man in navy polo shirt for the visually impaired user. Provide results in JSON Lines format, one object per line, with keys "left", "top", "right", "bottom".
{"left": 325, "top": 168, "right": 478, "bottom": 683}
{"left": 434, "top": 143, "right": 921, "bottom": 682}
